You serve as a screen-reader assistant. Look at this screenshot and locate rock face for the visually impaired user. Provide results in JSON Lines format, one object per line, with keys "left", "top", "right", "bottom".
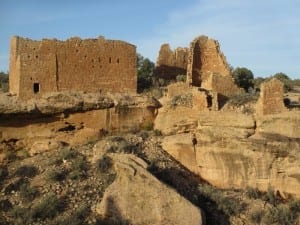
{"left": 9, "top": 36, "right": 137, "bottom": 100}
{"left": 96, "top": 154, "right": 204, "bottom": 225}
{"left": 0, "top": 92, "right": 160, "bottom": 149}
{"left": 154, "top": 44, "right": 188, "bottom": 81}
{"left": 256, "top": 78, "right": 286, "bottom": 115}
{"left": 160, "top": 110, "right": 300, "bottom": 198}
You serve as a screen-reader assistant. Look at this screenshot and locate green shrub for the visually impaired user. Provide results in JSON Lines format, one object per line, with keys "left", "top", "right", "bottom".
{"left": 56, "top": 204, "right": 90, "bottom": 225}
{"left": 47, "top": 169, "right": 67, "bottom": 182}
{"left": 0, "top": 166, "right": 8, "bottom": 181}
{"left": 32, "top": 192, "right": 65, "bottom": 220}
{"left": 97, "top": 156, "right": 113, "bottom": 173}
{"left": 69, "top": 156, "right": 88, "bottom": 180}
{"left": 263, "top": 185, "right": 277, "bottom": 205}
{"left": 198, "top": 183, "right": 244, "bottom": 216}
{"left": 153, "top": 129, "right": 162, "bottom": 136}
{"left": 228, "top": 93, "right": 258, "bottom": 107}
{"left": 11, "top": 206, "right": 32, "bottom": 225}
{"left": 245, "top": 186, "right": 262, "bottom": 199}
{"left": 15, "top": 165, "right": 38, "bottom": 178}
{"left": 59, "top": 148, "right": 77, "bottom": 160}
{"left": 19, "top": 183, "right": 38, "bottom": 201}
{"left": 262, "top": 204, "right": 296, "bottom": 225}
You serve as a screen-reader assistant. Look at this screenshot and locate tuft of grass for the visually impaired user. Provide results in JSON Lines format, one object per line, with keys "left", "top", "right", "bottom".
{"left": 11, "top": 205, "right": 32, "bottom": 225}
{"left": 0, "top": 166, "right": 8, "bottom": 181}
{"left": 19, "top": 183, "right": 39, "bottom": 201}
{"left": 245, "top": 186, "right": 262, "bottom": 199}
{"left": 56, "top": 204, "right": 90, "bottom": 225}
{"left": 69, "top": 155, "right": 88, "bottom": 180}
{"left": 198, "top": 183, "right": 244, "bottom": 216}
{"left": 31, "top": 192, "right": 65, "bottom": 220}
{"left": 15, "top": 165, "right": 38, "bottom": 178}
{"left": 47, "top": 169, "right": 67, "bottom": 182}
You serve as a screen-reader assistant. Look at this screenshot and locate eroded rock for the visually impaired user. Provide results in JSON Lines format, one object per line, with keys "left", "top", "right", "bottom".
{"left": 96, "top": 154, "right": 204, "bottom": 225}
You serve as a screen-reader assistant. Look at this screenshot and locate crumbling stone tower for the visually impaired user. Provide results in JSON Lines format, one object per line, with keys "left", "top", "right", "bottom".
{"left": 186, "top": 35, "right": 231, "bottom": 86}
{"left": 9, "top": 36, "right": 137, "bottom": 100}
{"left": 256, "top": 78, "right": 286, "bottom": 115}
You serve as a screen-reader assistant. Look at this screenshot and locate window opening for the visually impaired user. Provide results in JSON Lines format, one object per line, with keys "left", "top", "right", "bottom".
{"left": 33, "top": 83, "right": 40, "bottom": 94}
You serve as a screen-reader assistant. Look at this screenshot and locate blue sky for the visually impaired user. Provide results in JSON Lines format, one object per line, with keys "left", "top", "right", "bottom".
{"left": 0, "top": 0, "right": 299, "bottom": 79}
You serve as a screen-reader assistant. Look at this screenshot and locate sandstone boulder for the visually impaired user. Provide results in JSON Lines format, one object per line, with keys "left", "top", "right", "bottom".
{"left": 29, "top": 138, "right": 61, "bottom": 156}
{"left": 96, "top": 154, "right": 204, "bottom": 225}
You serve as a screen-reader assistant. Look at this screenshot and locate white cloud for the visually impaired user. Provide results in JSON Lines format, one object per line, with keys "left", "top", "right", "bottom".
{"left": 137, "top": 0, "right": 300, "bottom": 78}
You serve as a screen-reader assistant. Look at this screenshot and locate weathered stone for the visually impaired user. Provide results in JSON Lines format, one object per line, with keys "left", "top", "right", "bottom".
{"left": 186, "top": 36, "right": 230, "bottom": 85}
{"left": 162, "top": 132, "right": 300, "bottom": 199}
{"left": 9, "top": 36, "right": 137, "bottom": 100}
{"left": 96, "top": 154, "right": 204, "bottom": 225}
{"left": 29, "top": 138, "right": 61, "bottom": 156}
{"left": 154, "top": 44, "right": 188, "bottom": 81}
{"left": 256, "top": 78, "right": 286, "bottom": 115}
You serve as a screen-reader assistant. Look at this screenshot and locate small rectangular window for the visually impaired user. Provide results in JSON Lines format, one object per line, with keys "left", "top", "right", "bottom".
{"left": 33, "top": 83, "right": 40, "bottom": 94}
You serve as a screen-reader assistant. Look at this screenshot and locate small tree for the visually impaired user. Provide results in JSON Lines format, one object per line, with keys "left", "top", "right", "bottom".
{"left": 232, "top": 67, "right": 254, "bottom": 92}
{"left": 137, "top": 54, "right": 155, "bottom": 92}
{"left": 272, "top": 72, "right": 292, "bottom": 92}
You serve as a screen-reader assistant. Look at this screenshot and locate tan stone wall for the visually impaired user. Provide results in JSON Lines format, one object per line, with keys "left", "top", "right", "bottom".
{"left": 186, "top": 36, "right": 231, "bottom": 87}
{"left": 202, "top": 73, "right": 243, "bottom": 97}
{"left": 154, "top": 44, "right": 188, "bottom": 80}
{"left": 257, "top": 78, "right": 286, "bottom": 115}
{"left": 167, "top": 82, "right": 190, "bottom": 98}
{"left": 9, "top": 36, "right": 137, "bottom": 100}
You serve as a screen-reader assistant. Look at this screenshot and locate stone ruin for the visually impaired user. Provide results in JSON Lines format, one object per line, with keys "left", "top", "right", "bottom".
{"left": 256, "top": 78, "right": 286, "bottom": 115}
{"left": 156, "top": 35, "right": 242, "bottom": 111}
{"left": 154, "top": 44, "right": 188, "bottom": 81}
{"left": 9, "top": 36, "right": 137, "bottom": 100}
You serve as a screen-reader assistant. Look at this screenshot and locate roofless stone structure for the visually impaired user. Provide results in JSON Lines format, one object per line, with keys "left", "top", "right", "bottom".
{"left": 9, "top": 36, "right": 137, "bottom": 100}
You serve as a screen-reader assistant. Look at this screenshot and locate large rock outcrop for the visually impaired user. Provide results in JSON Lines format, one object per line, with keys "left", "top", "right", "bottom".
{"left": 96, "top": 154, "right": 204, "bottom": 225}
{"left": 160, "top": 110, "right": 300, "bottom": 198}
{"left": 0, "top": 92, "right": 161, "bottom": 150}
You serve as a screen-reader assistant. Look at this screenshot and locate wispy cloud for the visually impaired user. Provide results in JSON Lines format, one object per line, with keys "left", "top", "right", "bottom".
{"left": 137, "top": 0, "right": 300, "bottom": 78}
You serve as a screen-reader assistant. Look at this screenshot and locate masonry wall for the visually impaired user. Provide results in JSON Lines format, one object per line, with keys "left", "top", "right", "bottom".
{"left": 186, "top": 36, "right": 231, "bottom": 87}
{"left": 9, "top": 36, "right": 137, "bottom": 100}
{"left": 257, "top": 78, "right": 286, "bottom": 115}
{"left": 154, "top": 44, "right": 188, "bottom": 81}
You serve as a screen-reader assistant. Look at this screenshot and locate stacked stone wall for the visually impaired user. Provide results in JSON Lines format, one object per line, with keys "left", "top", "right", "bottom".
{"left": 9, "top": 36, "right": 137, "bottom": 100}
{"left": 154, "top": 44, "right": 188, "bottom": 81}
{"left": 257, "top": 78, "right": 286, "bottom": 115}
{"left": 186, "top": 36, "right": 231, "bottom": 87}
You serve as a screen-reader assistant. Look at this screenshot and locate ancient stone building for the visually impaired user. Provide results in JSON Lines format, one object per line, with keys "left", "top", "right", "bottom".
{"left": 186, "top": 36, "right": 242, "bottom": 97}
{"left": 9, "top": 36, "right": 137, "bottom": 100}
{"left": 154, "top": 44, "right": 188, "bottom": 81}
{"left": 154, "top": 35, "right": 242, "bottom": 98}
{"left": 257, "top": 78, "right": 286, "bottom": 115}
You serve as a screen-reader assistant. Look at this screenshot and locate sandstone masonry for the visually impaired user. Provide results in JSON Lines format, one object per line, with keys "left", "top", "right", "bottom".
{"left": 9, "top": 36, "right": 137, "bottom": 100}
{"left": 155, "top": 35, "right": 242, "bottom": 99}
{"left": 154, "top": 44, "right": 188, "bottom": 81}
{"left": 257, "top": 78, "right": 286, "bottom": 115}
